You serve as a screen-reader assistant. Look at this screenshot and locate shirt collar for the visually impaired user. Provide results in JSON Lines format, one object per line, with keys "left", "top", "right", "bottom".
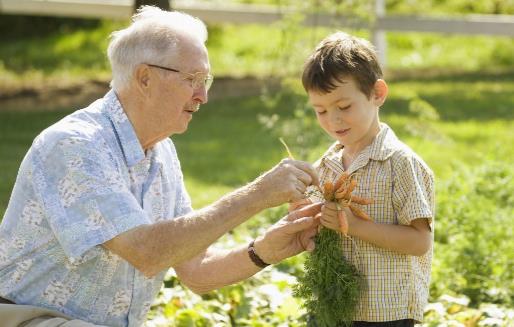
{"left": 102, "top": 89, "right": 145, "bottom": 167}
{"left": 320, "top": 123, "right": 400, "bottom": 174}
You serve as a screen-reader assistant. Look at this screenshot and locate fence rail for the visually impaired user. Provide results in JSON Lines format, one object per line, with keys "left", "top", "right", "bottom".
{"left": 1, "top": 0, "right": 513, "bottom": 66}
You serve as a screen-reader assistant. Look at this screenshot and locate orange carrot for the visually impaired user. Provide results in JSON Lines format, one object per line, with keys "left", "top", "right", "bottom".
{"left": 338, "top": 210, "right": 348, "bottom": 235}
{"left": 349, "top": 204, "right": 372, "bottom": 221}
{"left": 347, "top": 178, "right": 357, "bottom": 194}
{"left": 349, "top": 195, "right": 373, "bottom": 205}
{"left": 334, "top": 190, "right": 347, "bottom": 200}
{"left": 323, "top": 182, "right": 335, "bottom": 201}
{"left": 334, "top": 172, "right": 350, "bottom": 193}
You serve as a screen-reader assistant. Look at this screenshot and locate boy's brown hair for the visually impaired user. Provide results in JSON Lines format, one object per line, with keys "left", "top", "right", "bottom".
{"left": 302, "top": 32, "right": 383, "bottom": 98}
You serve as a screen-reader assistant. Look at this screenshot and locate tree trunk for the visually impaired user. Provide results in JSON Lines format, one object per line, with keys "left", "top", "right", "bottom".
{"left": 134, "top": 0, "right": 171, "bottom": 12}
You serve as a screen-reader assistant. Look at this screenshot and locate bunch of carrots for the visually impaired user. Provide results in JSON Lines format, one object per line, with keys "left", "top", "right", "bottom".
{"left": 321, "top": 171, "right": 373, "bottom": 235}
{"left": 281, "top": 138, "right": 375, "bottom": 326}
{"left": 297, "top": 173, "right": 374, "bottom": 326}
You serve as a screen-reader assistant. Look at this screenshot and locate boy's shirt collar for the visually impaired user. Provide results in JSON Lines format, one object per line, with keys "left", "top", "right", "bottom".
{"left": 319, "top": 123, "right": 400, "bottom": 175}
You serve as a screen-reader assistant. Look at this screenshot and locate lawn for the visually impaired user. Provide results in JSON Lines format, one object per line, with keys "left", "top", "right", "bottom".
{"left": 1, "top": 5, "right": 513, "bottom": 324}
{"left": 1, "top": 69, "right": 513, "bottom": 325}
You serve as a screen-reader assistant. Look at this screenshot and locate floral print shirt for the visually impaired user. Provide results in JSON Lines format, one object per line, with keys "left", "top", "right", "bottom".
{"left": 0, "top": 90, "right": 193, "bottom": 327}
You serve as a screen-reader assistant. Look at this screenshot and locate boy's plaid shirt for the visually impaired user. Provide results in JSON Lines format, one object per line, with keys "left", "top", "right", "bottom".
{"left": 309, "top": 123, "right": 435, "bottom": 322}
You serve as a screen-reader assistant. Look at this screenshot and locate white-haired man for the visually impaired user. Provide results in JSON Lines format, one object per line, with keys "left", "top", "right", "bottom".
{"left": 0, "top": 6, "right": 321, "bottom": 327}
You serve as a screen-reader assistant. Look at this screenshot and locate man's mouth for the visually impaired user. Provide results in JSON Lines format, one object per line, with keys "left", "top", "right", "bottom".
{"left": 184, "top": 104, "right": 200, "bottom": 114}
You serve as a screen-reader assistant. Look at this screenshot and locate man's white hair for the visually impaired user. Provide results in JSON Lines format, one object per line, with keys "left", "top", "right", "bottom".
{"left": 107, "top": 6, "right": 208, "bottom": 92}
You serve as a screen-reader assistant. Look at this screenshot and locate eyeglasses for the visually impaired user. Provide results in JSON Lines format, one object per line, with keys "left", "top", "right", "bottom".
{"left": 147, "top": 64, "right": 214, "bottom": 91}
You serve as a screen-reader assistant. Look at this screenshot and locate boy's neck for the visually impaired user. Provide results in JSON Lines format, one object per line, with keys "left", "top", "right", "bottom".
{"left": 341, "top": 121, "right": 381, "bottom": 169}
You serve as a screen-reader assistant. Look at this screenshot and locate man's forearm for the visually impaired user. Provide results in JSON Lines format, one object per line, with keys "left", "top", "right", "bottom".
{"left": 175, "top": 245, "right": 262, "bottom": 294}
{"left": 105, "top": 180, "right": 269, "bottom": 277}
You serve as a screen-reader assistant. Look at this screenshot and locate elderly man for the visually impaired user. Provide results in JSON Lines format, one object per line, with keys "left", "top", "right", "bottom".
{"left": 0, "top": 6, "right": 322, "bottom": 327}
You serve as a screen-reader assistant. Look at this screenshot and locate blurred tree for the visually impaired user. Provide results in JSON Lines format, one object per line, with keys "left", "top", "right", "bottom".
{"left": 134, "top": 0, "right": 171, "bottom": 12}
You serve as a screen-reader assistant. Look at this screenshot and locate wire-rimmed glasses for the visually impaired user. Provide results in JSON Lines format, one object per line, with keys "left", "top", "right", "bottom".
{"left": 147, "top": 63, "right": 213, "bottom": 91}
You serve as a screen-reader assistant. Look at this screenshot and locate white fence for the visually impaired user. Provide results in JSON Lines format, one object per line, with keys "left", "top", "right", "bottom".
{"left": 1, "top": 0, "right": 513, "bottom": 66}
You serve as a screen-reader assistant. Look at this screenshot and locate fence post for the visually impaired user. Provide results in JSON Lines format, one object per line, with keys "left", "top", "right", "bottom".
{"left": 372, "top": 0, "right": 387, "bottom": 68}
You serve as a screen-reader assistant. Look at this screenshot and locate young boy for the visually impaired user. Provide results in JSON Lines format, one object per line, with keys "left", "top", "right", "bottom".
{"left": 300, "top": 32, "right": 435, "bottom": 326}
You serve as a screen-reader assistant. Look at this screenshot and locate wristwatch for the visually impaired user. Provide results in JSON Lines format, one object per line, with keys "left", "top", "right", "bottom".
{"left": 248, "top": 240, "right": 270, "bottom": 268}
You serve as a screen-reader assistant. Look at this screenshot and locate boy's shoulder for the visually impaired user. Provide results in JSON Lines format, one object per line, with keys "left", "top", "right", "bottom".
{"left": 380, "top": 125, "right": 433, "bottom": 176}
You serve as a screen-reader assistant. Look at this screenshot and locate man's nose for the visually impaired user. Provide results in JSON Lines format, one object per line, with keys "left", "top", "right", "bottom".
{"left": 193, "top": 85, "right": 208, "bottom": 104}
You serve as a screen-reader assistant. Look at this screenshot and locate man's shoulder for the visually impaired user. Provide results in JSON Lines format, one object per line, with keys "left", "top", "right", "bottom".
{"left": 33, "top": 101, "right": 112, "bottom": 159}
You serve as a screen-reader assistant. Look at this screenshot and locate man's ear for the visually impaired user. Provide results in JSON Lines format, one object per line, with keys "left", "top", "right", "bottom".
{"left": 134, "top": 64, "right": 152, "bottom": 96}
{"left": 372, "top": 79, "right": 388, "bottom": 107}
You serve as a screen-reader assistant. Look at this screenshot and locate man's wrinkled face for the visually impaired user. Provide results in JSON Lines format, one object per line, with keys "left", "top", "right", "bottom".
{"left": 148, "top": 39, "right": 211, "bottom": 138}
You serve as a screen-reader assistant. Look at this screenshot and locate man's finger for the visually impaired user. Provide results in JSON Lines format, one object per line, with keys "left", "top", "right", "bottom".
{"left": 306, "top": 241, "right": 315, "bottom": 252}
{"left": 287, "top": 202, "right": 322, "bottom": 221}
{"left": 289, "top": 160, "right": 320, "bottom": 186}
{"left": 288, "top": 198, "right": 312, "bottom": 212}
{"left": 300, "top": 227, "right": 318, "bottom": 251}
{"left": 290, "top": 166, "right": 315, "bottom": 187}
{"left": 282, "top": 216, "right": 316, "bottom": 234}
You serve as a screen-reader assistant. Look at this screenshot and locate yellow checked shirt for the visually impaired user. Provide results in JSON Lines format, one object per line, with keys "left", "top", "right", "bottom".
{"left": 310, "top": 123, "right": 435, "bottom": 323}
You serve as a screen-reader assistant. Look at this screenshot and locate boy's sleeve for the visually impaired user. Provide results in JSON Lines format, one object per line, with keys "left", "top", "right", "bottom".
{"left": 392, "top": 154, "right": 435, "bottom": 229}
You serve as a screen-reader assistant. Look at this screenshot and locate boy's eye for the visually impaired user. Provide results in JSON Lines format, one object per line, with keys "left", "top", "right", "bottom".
{"left": 338, "top": 105, "right": 351, "bottom": 111}
{"left": 316, "top": 110, "right": 327, "bottom": 115}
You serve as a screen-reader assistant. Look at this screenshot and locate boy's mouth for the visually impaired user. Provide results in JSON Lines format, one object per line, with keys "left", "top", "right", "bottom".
{"left": 335, "top": 128, "right": 350, "bottom": 136}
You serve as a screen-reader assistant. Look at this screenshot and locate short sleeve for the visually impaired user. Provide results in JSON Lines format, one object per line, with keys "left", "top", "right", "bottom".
{"left": 175, "top": 173, "right": 193, "bottom": 216}
{"left": 32, "top": 137, "right": 151, "bottom": 261}
{"left": 392, "top": 153, "right": 435, "bottom": 228}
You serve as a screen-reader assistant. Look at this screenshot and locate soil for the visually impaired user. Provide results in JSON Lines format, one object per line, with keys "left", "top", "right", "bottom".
{"left": 0, "top": 76, "right": 279, "bottom": 112}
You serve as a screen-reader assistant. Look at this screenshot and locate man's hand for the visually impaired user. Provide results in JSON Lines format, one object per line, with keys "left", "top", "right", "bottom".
{"left": 288, "top": 198, "right": 312, "bottom": 212}
{"left": 253, "top": 159, "right": 319, "bottom": 208}
{"left": 253, "top": 202, "right": 322, "bottom": 264}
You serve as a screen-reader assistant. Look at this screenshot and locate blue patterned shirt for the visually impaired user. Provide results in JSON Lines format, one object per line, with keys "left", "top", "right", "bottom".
{"left": 0, "top": 90, "right": 193, "bottom": 326}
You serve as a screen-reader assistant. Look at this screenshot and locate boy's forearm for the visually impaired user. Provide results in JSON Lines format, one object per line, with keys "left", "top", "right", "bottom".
{"left": 350, "top": 218, "right": 432, "bottom": 256}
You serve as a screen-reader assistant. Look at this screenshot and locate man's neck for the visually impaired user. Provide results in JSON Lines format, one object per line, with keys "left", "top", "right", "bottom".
{"left": 116, "top": 89, "right": 157, "bottom": 151}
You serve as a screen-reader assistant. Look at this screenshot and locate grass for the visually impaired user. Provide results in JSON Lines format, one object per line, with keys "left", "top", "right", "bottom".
{"left": 1, "top": 17, "right": 514, "bottom": 89}
{"left": 1, "top": 14, "right": 513, "bottom": 323}
{"left": 1, "top": 69, "right": 513, "bottom": 212}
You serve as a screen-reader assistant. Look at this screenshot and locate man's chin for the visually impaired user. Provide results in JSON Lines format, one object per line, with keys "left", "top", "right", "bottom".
{"left": 173, "top": 125, "right": 189, "bottom": 135}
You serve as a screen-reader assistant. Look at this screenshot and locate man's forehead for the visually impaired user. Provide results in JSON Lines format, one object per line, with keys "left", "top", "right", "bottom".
{"left": 176, "top": 41, "right": 210, "bottom": 73}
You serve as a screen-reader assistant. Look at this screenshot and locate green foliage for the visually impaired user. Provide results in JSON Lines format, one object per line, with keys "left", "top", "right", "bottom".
{"left": 147, "top": 270, "right": 306, "bottom": 326}
{"left": 234, "top": 0, "right": 514, "bottom": 15}
{"left": 431, "top": 162, "right": 514, "bottom": 306}
{"left": 0, "top": 14, "right": 101, "bottom": 41}
{"left": 1, "top": 73, "right": 513, "bottom": 326}
{"left": 1, "top": 6, "right": 514, "bottom": 321}
{"left": 294, "top": 228, "right": 362, "bottom": 327}
{"left": 424, "top": 294, "right": 514, "bottom": 326}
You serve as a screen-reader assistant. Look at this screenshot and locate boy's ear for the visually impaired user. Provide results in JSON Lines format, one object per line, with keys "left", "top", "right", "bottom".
{"left": 372, "top": 79, "right": 388, "bottom": 107}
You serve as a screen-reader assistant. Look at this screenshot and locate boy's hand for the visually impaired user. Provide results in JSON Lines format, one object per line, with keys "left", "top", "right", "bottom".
{"left": 320, "top": 201, "right": 341, "bottom": 231}
{"left": 321, "top": 202, "right": 361, "bottom": 234}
